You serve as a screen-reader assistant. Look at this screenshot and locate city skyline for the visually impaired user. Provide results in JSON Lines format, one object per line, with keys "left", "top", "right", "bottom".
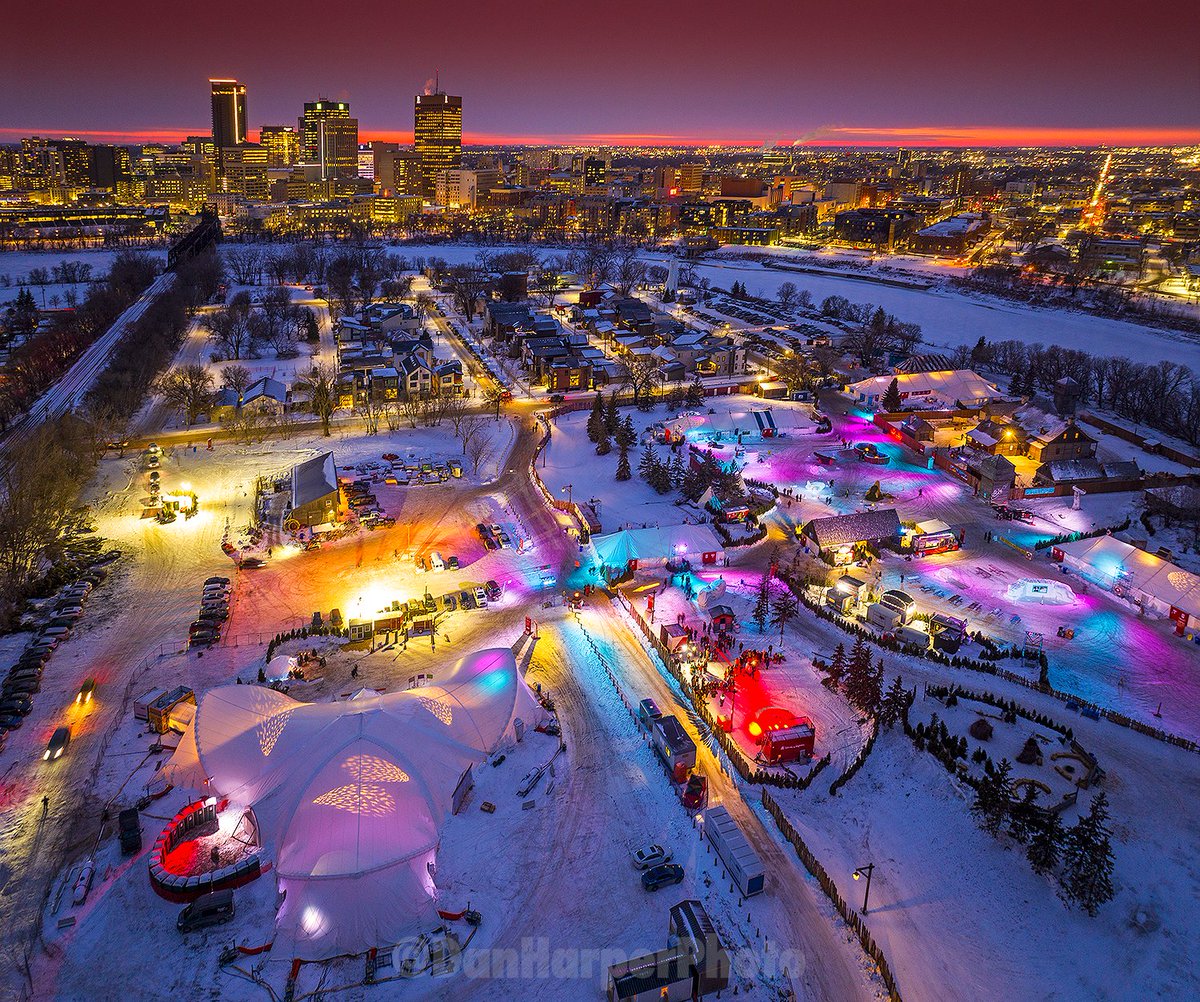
{"left": 1, "top": 0, "right": 1196, "bottom": 149}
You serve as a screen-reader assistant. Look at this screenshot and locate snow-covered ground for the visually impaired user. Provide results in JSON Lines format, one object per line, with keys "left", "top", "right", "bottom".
{"left": 638, "top": 253, "right": 1200, "bottom": 371}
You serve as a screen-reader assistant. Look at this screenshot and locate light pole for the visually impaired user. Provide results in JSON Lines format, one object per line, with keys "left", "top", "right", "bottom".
{"left": 561, "top": 483, "right": 574, "bottom": 506}
{"left": 853, "top": 863, "right": 875, "bottom": 914}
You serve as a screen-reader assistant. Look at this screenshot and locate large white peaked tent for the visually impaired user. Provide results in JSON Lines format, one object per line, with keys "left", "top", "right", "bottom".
{"left": 164, "top": 648, "right": 545, "bottom": 959}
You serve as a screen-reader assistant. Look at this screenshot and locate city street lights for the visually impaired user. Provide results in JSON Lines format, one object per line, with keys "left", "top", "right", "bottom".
{"left": 561, "top": 483, "right": 574, "bottom": 506}
{"left": 852, "top": 863, "right": 875, "bottom": 914}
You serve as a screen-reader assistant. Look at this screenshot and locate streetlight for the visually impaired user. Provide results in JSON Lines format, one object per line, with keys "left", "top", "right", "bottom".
{"left": 561, "top": 483, "right": 574, "bottom": 506}
{"left": 852, "top": 863, "right": 875, "bottom": 914}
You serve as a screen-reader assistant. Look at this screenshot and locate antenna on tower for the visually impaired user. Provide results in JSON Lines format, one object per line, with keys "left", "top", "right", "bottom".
{"left": 435, "top": 69, "right": 439, "bottom": 94}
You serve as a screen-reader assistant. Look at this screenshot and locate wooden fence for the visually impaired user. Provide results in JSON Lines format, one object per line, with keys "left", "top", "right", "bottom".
{"left": 760, "top": 789, "right": 904, "bottom": 1002}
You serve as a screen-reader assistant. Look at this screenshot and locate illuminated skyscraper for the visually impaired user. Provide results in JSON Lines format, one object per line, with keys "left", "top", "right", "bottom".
{"left": 300, "top": 100, "right": 359, "bottom": 180}
{"left": 210, "top": 79, "right": 247, "bottom": 152}
{"left": 414, "top": 91, "right": 462, "bottom": 201}
{"left": 260, "top": 125, "right": 301, "bottom": 168}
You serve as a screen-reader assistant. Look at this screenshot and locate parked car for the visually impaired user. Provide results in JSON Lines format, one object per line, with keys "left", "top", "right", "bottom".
{"left": 548, "top": 393, "right": 565, "bottom": 403}
{"left": 459, "top": 590, "right": 476, "bottom": 610}
{"left": 205, "top": 576, "right": 230, "bottom": 586}
{"left": 0, "top": 714, "right": 24, "bottom": 731}
{"left": 682, "top": 773, "right": 708, "bottom": 810}
{"left": 631, "top": 844, "right": 672, "bottom": 870}
{"left": 240, "top": 557, "right": 265, "bottom": 569}
{"left": 40, "top": 626, "right": 70, "bottom": 640}
{"left": 641, "top": 863, "right": 685, "bottom": 892}
{"left": 485, "top": 580, "right": 502, "bottom": 601}
{"left": 44, "top": 726, "right": 71, "bottom": 761}
{"left": 447, "top": 555, "right": 460, "bottom": 570}
{"left": 177, "top": 889, "right": 235, "bottom": 932}
{"left": 473, "top": 586, "right": 488, "bottom": 607}
{"left": 0, "top": 695, "right": 34, "bottom": 716}
{"left": 442, "top": 593, "right": 458, "bottom": 612}
{"left": 4, "top": 678, "right": 40, "bottom": 697}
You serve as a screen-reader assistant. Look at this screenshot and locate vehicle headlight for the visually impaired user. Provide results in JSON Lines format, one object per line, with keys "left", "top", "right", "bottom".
{"left": 43, "top": 750, "right": 51, "bottom": 760}
{"left": 55, "top": 748, "right": 63, "bottom": 758}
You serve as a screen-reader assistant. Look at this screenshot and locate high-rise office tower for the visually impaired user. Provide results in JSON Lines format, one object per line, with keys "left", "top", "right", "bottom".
{"left": 210, "top": 79, "right": 247, "bottom": 152}
{"left": 259, "top": 125, "right": 301, "bottom": 168}
{"left": 300, "top": 100, "right": 358, "bottom": 180}
{"left": 414, "top": 90, "right": 462, "bottom": 201}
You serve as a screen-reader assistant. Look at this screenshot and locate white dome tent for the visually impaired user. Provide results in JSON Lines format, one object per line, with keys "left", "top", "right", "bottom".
{"left": 163, "top": 648, "right": 544, "bottom": 959}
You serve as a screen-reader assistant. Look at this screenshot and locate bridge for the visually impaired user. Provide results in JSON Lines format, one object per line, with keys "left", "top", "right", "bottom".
{"left": 167, "top": 205, "right": 222, "bottom": 272}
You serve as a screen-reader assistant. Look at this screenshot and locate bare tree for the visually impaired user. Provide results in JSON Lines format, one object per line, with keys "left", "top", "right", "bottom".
{"left": 398, "top": 390, "right": 423, "bottom": 429}
{"left": 157, "top": 363, "right": 215, "bottom": 427}
{"left": 203, "top": 292, "right": 255, "bottom": 360}
{"left": 295, "top": 362, "right": 341, "bottom": 436}
{"left": 777, "top": 281, "right": 798, "bottom": 312}
{"left": 620, "top": 356, "right": 662, "bottom": 409}
{"left": 224, "top": 246, "right": 263, "bottom": 285}
{"left": 460, "top": 414, "right": 491, "bottom": 475}
{"left": 443, "top": 393, "right": 470, "bottom": 437}
{"left": 221, "top": 363, "right": 253, "bottom": 396}
{"left": 614, "top": 245, "right": 647, "bottom": 296}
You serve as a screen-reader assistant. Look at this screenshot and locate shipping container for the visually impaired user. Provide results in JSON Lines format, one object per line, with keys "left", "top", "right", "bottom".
{"left": 704, "top": 805, "right": 765, "bottom": 897}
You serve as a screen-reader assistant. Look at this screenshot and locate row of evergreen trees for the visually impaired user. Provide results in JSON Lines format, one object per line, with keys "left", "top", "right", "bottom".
{"left": 818, "top": 636, "right": 910, "bottom": 719}
{"left": 748, "top": 575, "right": 801, "bottom": 643}
{"left": 972, "top": 759, "right": 1115, "bottom": 915}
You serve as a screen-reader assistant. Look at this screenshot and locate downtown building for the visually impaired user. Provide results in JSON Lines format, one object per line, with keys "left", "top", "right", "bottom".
{"left": 414, "top": 91, "right": 462, "bottom": 201}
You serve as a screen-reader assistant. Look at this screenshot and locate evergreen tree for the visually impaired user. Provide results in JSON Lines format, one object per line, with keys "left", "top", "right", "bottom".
{"left": 882, "top": 377, "right": 903, "bottom": 412}
{"left": 844, "top": 636, "right": 872, "bottom": 707}
{"left": 878, "top": 674, "right": 908, "bottom": 728}
{"left": 616, "top": 413, "right": 636, "bottom": 449}
{"left": 752, "top": 576, "right": 771, "bottom": 633}
{"left": 770, "top": 591, "right": 799, "bottom": 644}
{"left": 686, "top": 376, "right": 704, "bottom": 407}
{"left": 649, "top": 456, "right": 674, "bottom": 494}
{"left": 1061, "top": 792, "right": 1115, "bottom": 916}
{"left": 865, "top": 480, "right": 883, "bottom": 503}
{"left": 605, "top": 390, "right": 620, "bottom": 436}
{"left": 638, "top": 445, "right": 658, "bottom": 481}
{"left": 970, "top": 336, "right": 989, "bottom": 365}
{"left": 615, "top": 442, "right": 631, "bottom": 480}
{"left": 668, "top": 450, "right": 687, "bottom": 489}
{"left": 596, "top": 433, "right": 611, "bottom": 456}
{"left": 1026, "top": 808, "right": 1065, "bottom": 876}
{"left": 971, "top": 758, "right": 1014, "bottom": 837}
{"left": 680, "top": 461, "right": 706, "bottom": 501}
{"left": 586, "top": 391, "right": 605, "bottom": 443}
{"left": 1007, "top": 785, "right": 1042, "bottom": 844}
{"left": 825, "top": 643, "right": 848, "bottom": 689}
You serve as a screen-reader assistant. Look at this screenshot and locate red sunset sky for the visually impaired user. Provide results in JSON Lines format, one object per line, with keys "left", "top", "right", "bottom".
{"left": 1, "top": 0, "right": 1196, "bottom": 147}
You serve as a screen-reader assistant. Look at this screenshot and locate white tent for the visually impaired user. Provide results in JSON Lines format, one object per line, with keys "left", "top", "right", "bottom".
{"left": 591, "top": 524, "right": 724, "bottom": 571}
{"left": 164, "top": 648, "right": 544, "bottom": 960}
{"left": 1056, "top": 535, "right": 1200, "bottom": 625}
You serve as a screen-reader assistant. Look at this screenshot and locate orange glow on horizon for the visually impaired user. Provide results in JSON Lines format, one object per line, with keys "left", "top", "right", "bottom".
{"left": 0, "top": 124, "right": 1196, "bottom": 149}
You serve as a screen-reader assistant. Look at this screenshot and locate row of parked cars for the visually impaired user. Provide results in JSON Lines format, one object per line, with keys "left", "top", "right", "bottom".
{"left": 189, "top": 577, "right": 231, "bottom": 648}
{"left": 438, "top": 579, "right": 503, "bottom": 614}
{"left": 2, "top": 574, "right": 102, "bottom": 748}
{"left": 476, "top": 522, "right": 514, "bottom": 550}
{"left": 344, "top": 480, "right": 395, "bottom": 529}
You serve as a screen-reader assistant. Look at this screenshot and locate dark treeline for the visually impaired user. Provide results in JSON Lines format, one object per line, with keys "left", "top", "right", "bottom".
{"left": 960, "top": 337, "right": 1200, "bottom": 446}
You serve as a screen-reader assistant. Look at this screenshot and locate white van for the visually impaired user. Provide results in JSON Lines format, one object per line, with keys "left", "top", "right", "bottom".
{"left": 429, "top": 551, "right": 445, "bottom": 572}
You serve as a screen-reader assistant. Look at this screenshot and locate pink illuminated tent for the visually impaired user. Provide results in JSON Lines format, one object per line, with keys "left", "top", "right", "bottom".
{"left": 164, "top": 648, "right": 544, "bottom": 959}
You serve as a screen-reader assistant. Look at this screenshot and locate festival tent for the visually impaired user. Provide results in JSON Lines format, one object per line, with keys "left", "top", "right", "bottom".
{"left": 1055, "top": 535, "right": 1200, "bottom": 627}
{"left": 591, "top": 524, "right": 724, "bottom": 573}
{"left": 164, "top": 648, "right": 544, "bottom": 959}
